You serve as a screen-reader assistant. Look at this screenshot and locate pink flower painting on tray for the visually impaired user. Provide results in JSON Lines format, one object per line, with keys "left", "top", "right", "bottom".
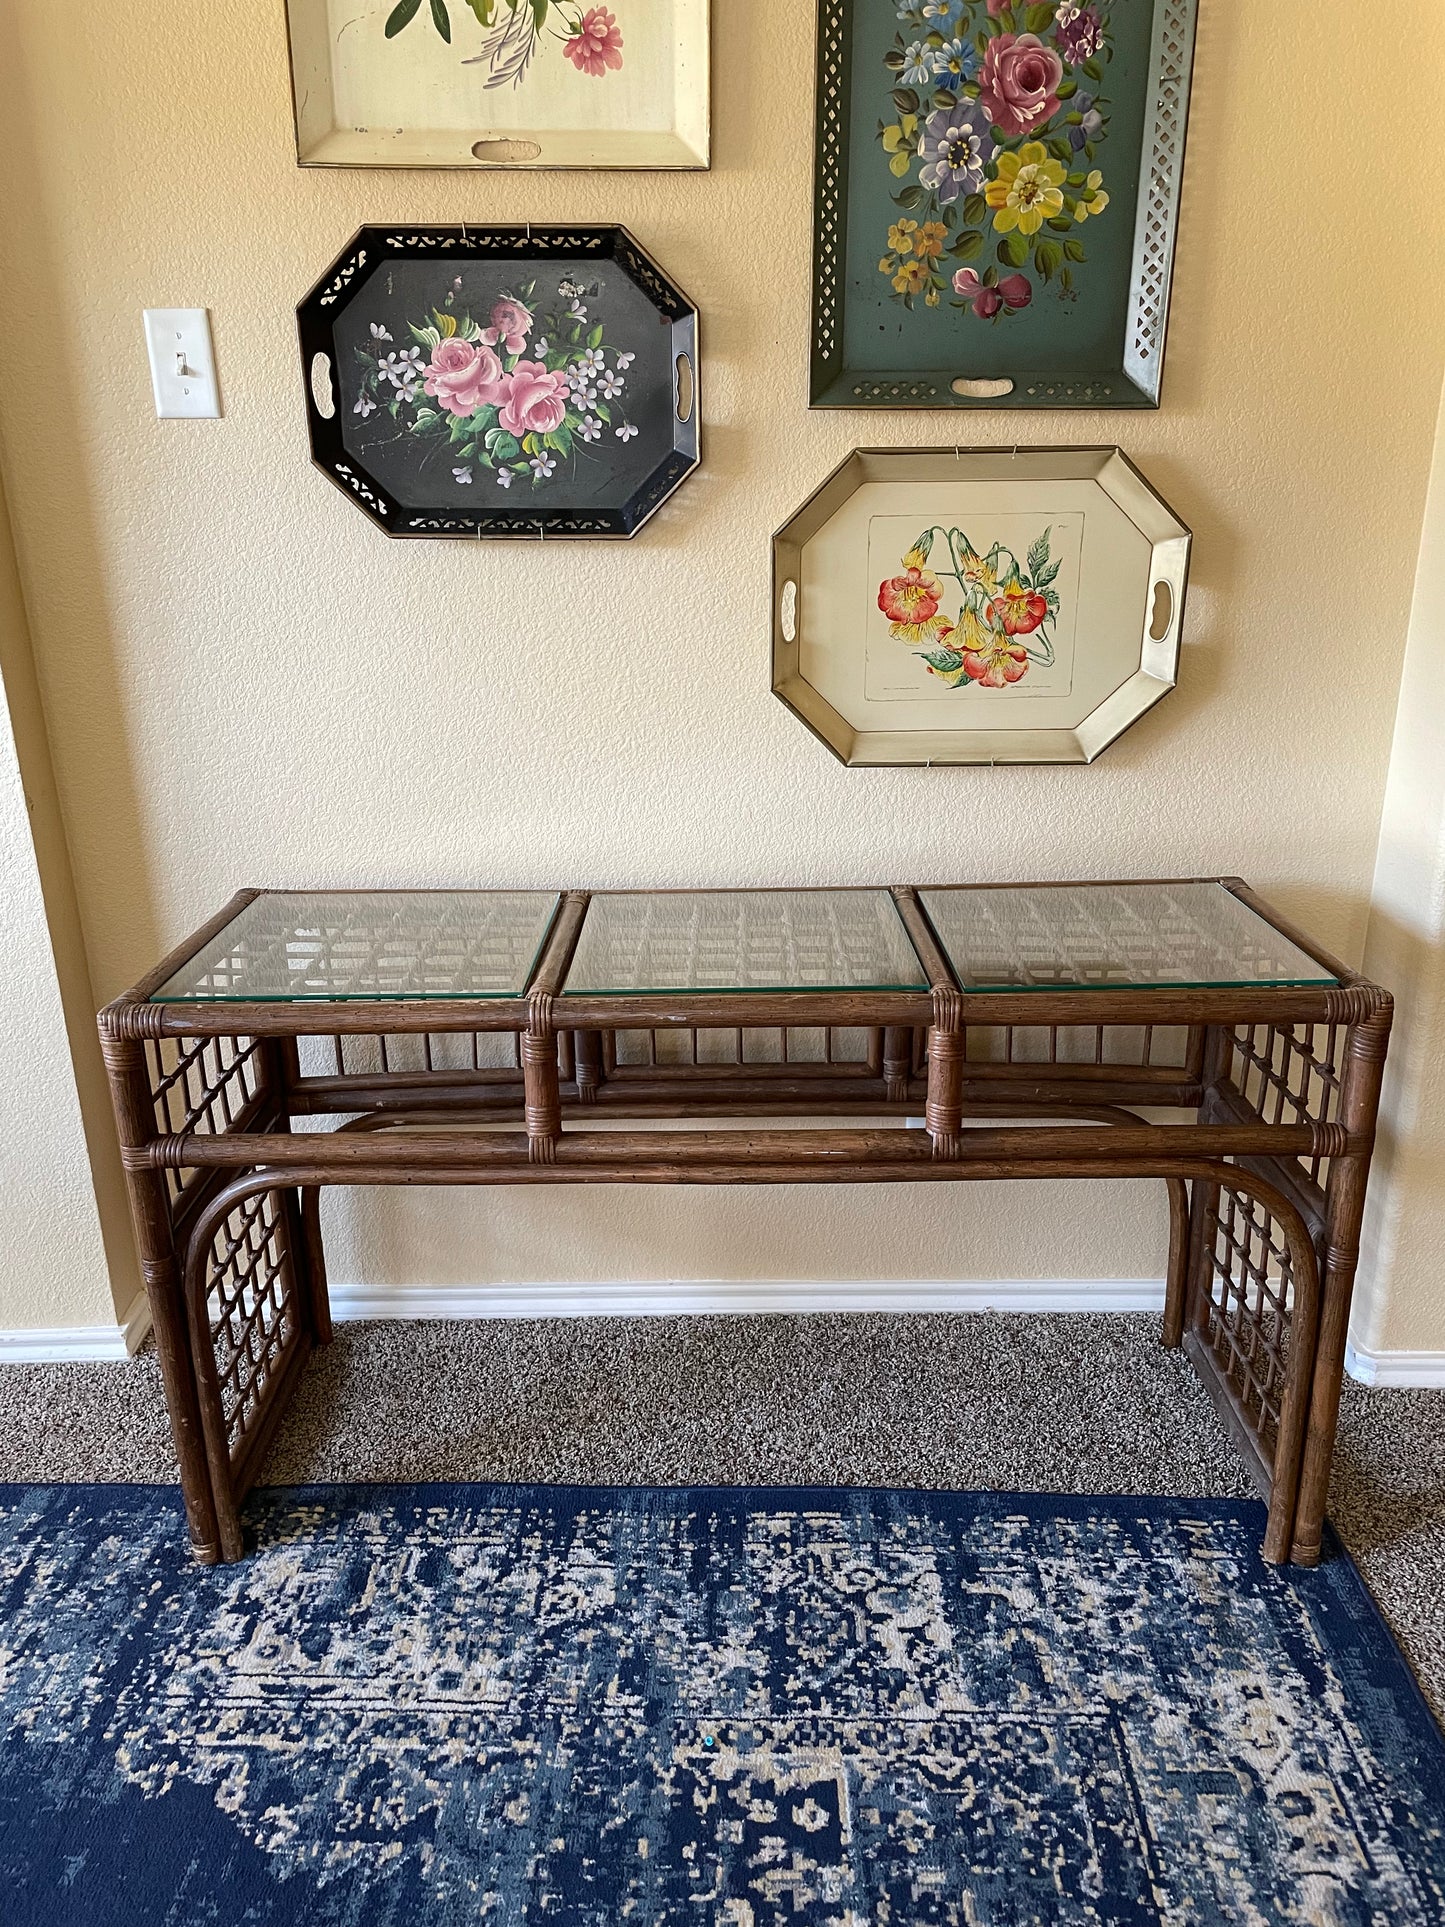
{"left": 302, "top": 225, "right": 700, "bottom": 539}
{"left": 350, "top": 277, "right": 641, "bottom": 496}
{"left": 563, "top": 6, "right": 624, "bottom": 74}
{"left": 877, "top": 522, "right": 1064, "bottom": 690}
{"left": 382, "top": 0, "right": 623, "bottom": 92}
{"left": 878, "top": 0, "right": 1112, "bottom": 319}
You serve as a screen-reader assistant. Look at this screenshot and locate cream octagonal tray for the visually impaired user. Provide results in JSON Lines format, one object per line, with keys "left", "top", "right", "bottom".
{"left": 772, "top": 447, "right": 1190, "bottom": 767}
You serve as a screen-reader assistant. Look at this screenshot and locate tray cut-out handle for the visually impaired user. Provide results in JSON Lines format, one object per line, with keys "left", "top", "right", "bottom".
{"left": 951, "top": 376, "right": 1014, "bottom": 400}
{"left": 779, "top": 579, "right": 798, "bottom": 644}
{"left": 310, "top": 352, "right": 336, "bottom": 420}
{"left": 1149, "top": 578, "right": 1175, "bottom": 643}
{"left": 470, "top": 138, "right": 543, "bottom": 163}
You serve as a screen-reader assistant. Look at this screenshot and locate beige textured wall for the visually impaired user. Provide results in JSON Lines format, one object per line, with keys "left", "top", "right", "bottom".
{"left": 0, "top": 485, "right": 121, "bottom": 1331}
{"left": 1, "top": 0, "right": 1444, "bottom": 1305}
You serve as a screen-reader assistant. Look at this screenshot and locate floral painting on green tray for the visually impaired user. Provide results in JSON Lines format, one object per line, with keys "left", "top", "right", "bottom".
{"left": 877, "top": 1, "right": 1113, "bottom": 321}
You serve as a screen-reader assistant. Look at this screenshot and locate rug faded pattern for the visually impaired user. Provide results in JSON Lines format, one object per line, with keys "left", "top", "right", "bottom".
{"left": 0, "top": 1485, "right": 1441, "bottom": 1926}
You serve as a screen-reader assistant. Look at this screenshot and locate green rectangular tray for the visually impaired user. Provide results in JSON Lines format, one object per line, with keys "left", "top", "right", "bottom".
{"left": 810, "top": 0, "right": 1197, "bottom": 410}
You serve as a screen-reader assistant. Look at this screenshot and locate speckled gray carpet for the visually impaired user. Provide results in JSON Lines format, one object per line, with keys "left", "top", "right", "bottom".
{"left": 2, "top": 1312, "right": 1442, "bottom": 1717}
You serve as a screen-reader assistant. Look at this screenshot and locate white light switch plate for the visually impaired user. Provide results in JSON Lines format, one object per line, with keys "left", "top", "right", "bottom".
{"left": 143, "top": 308, "right": 221, "bottom": 419}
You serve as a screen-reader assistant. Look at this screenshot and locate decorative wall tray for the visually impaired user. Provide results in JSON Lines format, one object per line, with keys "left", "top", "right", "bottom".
{"left": 284, "top": 0, "right": 709, "bottom": 170}
{"left": 298, "top": 226, "right": 699, "bottom": 540}
{"left": 810, "top": 0, "right": 1196, "bottom": 409}
{"left": 772, "top": 446, "right": 1189, "bottom": 766}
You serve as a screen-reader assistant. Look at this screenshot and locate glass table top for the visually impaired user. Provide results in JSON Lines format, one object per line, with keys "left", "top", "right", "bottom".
{"left": 148, "top": 882, "right": 1334, "bottom": 1005}
{"left": 919, "top": 882, "right": 1336, "bottom": 992}
{"left": 562, "top": 891, "right": 928, "bottom": 995}
{"left": 152, "top": 892, "right": 561, "bottom": 1003}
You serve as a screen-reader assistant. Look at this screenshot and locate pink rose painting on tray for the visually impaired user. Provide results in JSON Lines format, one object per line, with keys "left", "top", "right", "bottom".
{"left": 423, "top": 337, "right": 508, "bottom": 415}
{"left": 878, "top": 0, "right": 1112, "bottom": 318}
{"left": 877, "top": 523, "right": 1063, "bottom": 690}
{"left": 350, "top": 277, "right": 641, "bottom": 495}
{"left": 382, "top": 0, "right": 623, "bottom": 93}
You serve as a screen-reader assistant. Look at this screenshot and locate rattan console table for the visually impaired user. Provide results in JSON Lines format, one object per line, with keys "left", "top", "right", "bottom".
{"left": 98, "top": 880, "right": 1391, "bottom": 1571}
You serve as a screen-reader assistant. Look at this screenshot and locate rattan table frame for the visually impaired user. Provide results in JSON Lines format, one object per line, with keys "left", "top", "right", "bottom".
{"left": 97, "top": 879, "right": 1391, "bottom": 1571}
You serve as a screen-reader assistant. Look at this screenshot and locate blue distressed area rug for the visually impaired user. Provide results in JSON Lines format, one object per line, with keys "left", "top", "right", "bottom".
{"left": 1, "top": 1486, "right": 1443, "bottom": 1926}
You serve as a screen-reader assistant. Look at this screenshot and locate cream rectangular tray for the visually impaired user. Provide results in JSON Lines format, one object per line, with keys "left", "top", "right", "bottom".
{"left": 285, "top": 0, "right": 709, "bottom": 170}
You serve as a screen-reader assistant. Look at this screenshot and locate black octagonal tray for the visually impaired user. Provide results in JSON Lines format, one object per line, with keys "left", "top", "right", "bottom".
{"left": 298, "top": 225, "right": 699, "bottom": 540}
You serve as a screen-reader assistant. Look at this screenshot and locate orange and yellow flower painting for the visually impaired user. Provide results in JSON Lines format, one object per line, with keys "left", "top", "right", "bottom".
{"left": 876, "top": 522, "right": 1062, "bottom": 690}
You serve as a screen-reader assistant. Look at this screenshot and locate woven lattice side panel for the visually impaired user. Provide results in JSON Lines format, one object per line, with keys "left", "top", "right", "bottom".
{"left": 1198, "top": 1183, "right": 1298, "bottom": 1459}
{"left": 1225, "top": 1022, "right": 1344, "bottom": 1194}
{"left": 204, "top": 1190, "right": 302, "bottom": 1461}
{"left": 146, "top": 1035, "right": 264, "bottom": 1208}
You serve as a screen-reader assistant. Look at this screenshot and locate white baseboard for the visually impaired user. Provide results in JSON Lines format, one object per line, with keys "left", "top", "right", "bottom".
{"left": 13, "top": 1290, "right": 1443, "bottom": 1380}
{"left": 1344, "top": 1338, "right": 1445, "bottom": 1388}
{"left": 0, "top": 1280, "right": 1164, "bottom": 1359}
{"left": 0, "top": 1291, "right": 152, "bottom": 1364}
{"left": 0, "top": 1280, "right": 1162, "bottom": 1360}
{"left": 328, "top": 1277, "right": 1169, "bottom": 1323}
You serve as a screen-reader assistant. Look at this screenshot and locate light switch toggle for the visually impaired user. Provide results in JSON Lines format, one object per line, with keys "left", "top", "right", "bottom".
{"left": 144, "top": 308, "right": 221, "bottom": 419}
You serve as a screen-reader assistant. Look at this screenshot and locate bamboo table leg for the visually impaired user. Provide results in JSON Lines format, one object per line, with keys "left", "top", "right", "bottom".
{"left": 99, "top": 1030, "right": 223, "bottom": 1562}
{"left": 296, "top": 1187, "right": 333, "bottom": 1347}
{"left": 1160, "top": 1178, "right": 1191, "bottom": 1348}
{"left": 574, "top": 1030, "right": 605, "bottom": 1105}
{"left": 925, "top": 992, "right": 965, "bottom": 1161}
{"left": 883, "top": 1027, "right": 912, "bottom": 1106}
{"left": 269, "top": 1037, "right": 333, "bottom": 1350}
{"left": 523, "top": 996, "right": 562, "bottom": 1164}
{"left": 1290, "top": 996, "right": 1393, "bottom": 1565}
